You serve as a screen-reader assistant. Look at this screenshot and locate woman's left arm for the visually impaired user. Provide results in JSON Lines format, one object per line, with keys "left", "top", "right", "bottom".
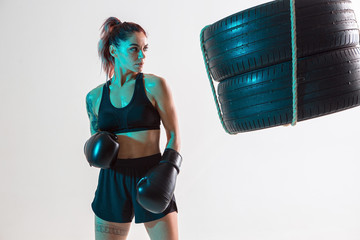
{"left": 151, "top": 75, "right": 181, "bottom": 152}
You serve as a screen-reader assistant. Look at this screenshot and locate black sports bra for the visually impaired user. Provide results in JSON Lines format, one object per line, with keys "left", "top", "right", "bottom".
{"left": 97, "top": 73, "right": 161, "bottom": 134}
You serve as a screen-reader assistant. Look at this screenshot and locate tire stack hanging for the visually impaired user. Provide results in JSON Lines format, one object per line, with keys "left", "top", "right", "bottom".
{"left": 200, "top": 0, "right": 360, "bottom": 134}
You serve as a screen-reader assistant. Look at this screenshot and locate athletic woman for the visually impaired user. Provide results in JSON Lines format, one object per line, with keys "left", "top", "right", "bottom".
{"left": 85, "top": 17, "right": 181, "bottom": 240}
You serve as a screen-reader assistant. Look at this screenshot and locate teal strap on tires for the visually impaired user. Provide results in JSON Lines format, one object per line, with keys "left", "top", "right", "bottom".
{"left": 290, "top": 0, "right": 298, "bottom": 126}
{"left": 200, "top": 25, "right": 235, "bottom": 135}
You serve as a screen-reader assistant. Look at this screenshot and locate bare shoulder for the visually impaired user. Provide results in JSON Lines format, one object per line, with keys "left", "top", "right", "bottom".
{"left": 86, "top": 83, "right": 105, "bottom": 103}
{"left": 143, "top": 73, "right": 168, "bottom": 92}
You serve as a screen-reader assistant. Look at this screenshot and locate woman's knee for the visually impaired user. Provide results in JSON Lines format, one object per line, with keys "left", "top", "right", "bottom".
{"left": 94, "top": 215, "right": 131, "bottom": 240}
{"left": 144, "top": 212, "right": 178, "bottom": 240}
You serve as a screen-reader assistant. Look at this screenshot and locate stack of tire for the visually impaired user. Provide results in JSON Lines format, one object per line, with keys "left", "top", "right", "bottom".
{"left": 201, "top": 0, "right": 360, "bottom": 134}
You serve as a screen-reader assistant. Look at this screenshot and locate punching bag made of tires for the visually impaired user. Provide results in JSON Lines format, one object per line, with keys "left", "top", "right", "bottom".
{"left": 200, "top": 0, "right": 360, "bottom": 134}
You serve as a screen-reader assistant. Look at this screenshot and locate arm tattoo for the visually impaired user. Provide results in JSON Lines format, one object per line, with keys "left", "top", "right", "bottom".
{"left": 86, "top": 95, "right": 99, "bottom": 134}
{"left": 95, "top": 223, "right": 129, "bottom": 236}
{"left": 91, "top": 118, "right": 99, "bottom": 134}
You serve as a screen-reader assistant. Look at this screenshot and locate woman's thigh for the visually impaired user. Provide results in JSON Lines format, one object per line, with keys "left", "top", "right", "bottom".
{"left": 144, "top": 212, "right": 178, "bottom": 240}
{"left": 95, "top": 215, "right": 132, "bottom": 240}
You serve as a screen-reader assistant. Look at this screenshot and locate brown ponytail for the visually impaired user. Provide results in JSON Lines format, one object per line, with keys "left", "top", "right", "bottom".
{"left": 97, "top": 17, "right": 147, "bottom": 80}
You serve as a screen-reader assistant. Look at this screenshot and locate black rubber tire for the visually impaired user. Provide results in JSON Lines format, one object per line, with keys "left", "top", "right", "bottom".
{"left": 217, "top": 47, "right": 360, "bottom": 134}
{"left": 201, "top": 0, "right": 360, "bottom": 82}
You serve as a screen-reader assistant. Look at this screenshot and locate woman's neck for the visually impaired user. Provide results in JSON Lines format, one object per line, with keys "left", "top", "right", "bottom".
{"left": 111, "top": 69, "right": 138, "bottom": 87}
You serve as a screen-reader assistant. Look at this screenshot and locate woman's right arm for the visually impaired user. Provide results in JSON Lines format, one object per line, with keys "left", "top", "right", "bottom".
{"left": 86, "top": 92, "right": 99, "bottom": 135}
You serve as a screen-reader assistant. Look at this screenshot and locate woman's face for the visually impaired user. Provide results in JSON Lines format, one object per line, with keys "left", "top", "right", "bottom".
{"left": 112, "top": 31, "right": 148, "bottom": 73}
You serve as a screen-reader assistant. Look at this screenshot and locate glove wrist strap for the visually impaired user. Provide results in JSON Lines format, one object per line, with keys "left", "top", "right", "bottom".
{"left": 159, "top": 148, "right": 182, "bottom": 174}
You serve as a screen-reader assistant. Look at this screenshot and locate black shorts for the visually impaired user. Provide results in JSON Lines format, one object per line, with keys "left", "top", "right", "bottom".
{"left": 91, "top": 153, "right": 178, "bottom": 224}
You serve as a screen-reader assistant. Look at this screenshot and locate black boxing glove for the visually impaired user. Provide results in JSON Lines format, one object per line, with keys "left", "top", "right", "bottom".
{"left": 84, "top": 131, "right": 119, "bottom": 169}
{"left": 136, "top": 148, "right": 182, "bottom": 214}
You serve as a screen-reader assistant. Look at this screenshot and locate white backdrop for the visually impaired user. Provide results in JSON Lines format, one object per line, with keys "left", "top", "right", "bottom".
{"left": 1, "top": 0, "right": 360, "bottom": 239}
